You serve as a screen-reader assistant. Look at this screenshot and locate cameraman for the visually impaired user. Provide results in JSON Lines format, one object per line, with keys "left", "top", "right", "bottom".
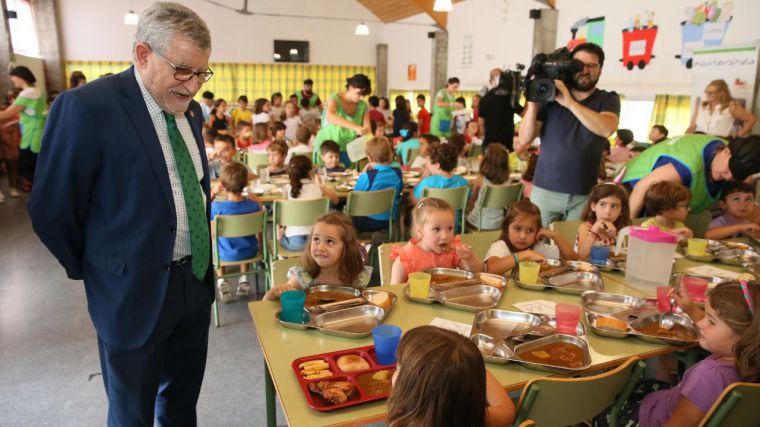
{"left": 518, "top": 43, "right": 620, "bottom": 226}
{"left": 479, "top": 68, "right": 524, "bottom": 151}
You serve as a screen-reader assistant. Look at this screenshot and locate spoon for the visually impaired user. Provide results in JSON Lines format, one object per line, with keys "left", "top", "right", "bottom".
{"left": 659, "top": 297, "right": 677, "bottom": 330}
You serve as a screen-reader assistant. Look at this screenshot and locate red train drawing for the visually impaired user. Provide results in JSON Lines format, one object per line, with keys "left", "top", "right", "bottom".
{"left": 620, "top": 26, "right": 658, "bottom": 70}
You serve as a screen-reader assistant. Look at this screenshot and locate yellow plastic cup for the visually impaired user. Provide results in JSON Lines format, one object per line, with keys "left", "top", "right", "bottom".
{"left": 408, "top": 272, "right": 432, "bottom": 298}
{"left": 519, "top": 261, "right": 541, "bottom": 284}
{"left": 687, "top": 238, "right": 708, "bottom": 257}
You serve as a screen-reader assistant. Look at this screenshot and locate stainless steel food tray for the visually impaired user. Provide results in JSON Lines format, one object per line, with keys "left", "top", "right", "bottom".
{"left": 404, "top": 284, "right": 503, "bottom": 312}
{"left": 513, "top": 260, "right": 603, "bottom": 294}
{"left": 715, "top": 249, "right": 760, "bottom": 266}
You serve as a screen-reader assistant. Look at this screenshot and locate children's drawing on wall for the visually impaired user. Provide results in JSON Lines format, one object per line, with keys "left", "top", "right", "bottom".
{"left": 461, "top": 34, "right": 473, "bottom": 68}
{"left": 567, "top": 16, "right": 605, "bottom": 50}
{"left": 620, "top": 11, "right": 658, "bottom": 70}
{"left": 676, "top": 1, "right": 734, "bottom": 69}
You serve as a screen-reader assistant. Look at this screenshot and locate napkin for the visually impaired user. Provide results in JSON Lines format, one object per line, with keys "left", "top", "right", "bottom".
{"left": 513, "top": 300, "right": 557, "bottom": 316}
{"left": 429, "top": 317, "right": 472, "bottom": 337}
{"left": 685, "top": 265, "right": 755, "bottom": 280}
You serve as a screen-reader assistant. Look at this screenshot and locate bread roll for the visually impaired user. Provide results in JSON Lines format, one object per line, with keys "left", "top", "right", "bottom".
{"left": 337, "top": 355, "right": 370, "bottom": 372}
{"left": 368, "top": 293, "right": 391, "bottom": 311}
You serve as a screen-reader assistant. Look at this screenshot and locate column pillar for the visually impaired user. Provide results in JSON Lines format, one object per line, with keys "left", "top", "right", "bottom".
{"left": 0, "top": 0, "right": 13, "bottom": 97}
{"left": 429, "top": 30, "right": 448, "bottom": 114}
{"left": 31, "top": 0, "right": 65, "bottom": 92}
{"left": 375, "top": 43, "right": 388, "bottom": 97}
{"left": 531, "top": 8, "right": 558, "bottom": 57}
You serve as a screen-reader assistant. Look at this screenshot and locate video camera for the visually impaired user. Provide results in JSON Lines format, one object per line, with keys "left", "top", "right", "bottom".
{"left": 495, "top": 47, "right": 585, "bottom": 104}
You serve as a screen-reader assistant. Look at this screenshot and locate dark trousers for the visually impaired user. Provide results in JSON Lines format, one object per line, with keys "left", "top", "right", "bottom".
{"left": 97, "top": 262, "right": 211, "bottom": 427}
{"left": 352, "top": 216, "right": 389, "bottom": 233}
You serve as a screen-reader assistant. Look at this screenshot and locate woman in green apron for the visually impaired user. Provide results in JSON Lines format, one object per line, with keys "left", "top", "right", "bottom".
{"left": 0, "top": 66, "right": 45, "bottom": 191}
{"left": 313, "top": 74, "right": 372, "bottom": 167}
{"left": 430, "top": 77, "right": 460, "bottom": 138}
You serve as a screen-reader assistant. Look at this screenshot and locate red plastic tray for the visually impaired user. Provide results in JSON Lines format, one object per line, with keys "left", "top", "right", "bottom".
{"left": 291, "top": 345, "right": 396, "bottom": 412}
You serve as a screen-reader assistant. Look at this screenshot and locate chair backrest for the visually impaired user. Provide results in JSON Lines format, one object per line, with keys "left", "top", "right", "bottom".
{"left": 423, "top": 186, "right": 470, "bottom": 232}
{"left": 685, "top": 209, "right": 712, "bottom": 238}
{"left": 549, "top": 220, "right": 583, "bottom": 248}
{"left": 632, "top": 216, "right": 649, "bottom": 226}
{"left": 481, "top": 183, "right": 522, "bottom": 210}
{"left": 270, "top": 257, "right": 302, "bottom": 287}
{"left": 699, "top": 382, "right": 760, "bottom": 427}
{"left": 514, "top": 357, "right": 645, "bottom": 427}
{"left": 378, "top": 242, "right": 404, "bottom": 286}
{"left": 355, "top": 157, "right": 369, "bottom": 171}
{"left": 345, "top": 189, "right": 395, "bottom": 218}
{"left": 405, "top": 147, "right": 420, "bottom": 166}
{"left": 468, "top": 144, "right": 482, "bottom": 158}
{"left": 234, "top": 150, "right": 247, "bottom": 164}
{"left": 213, "top": 210, "right": 267, "bottom": 267}
{"left": 459, "top": 230, "right": 501, "bottom": 260}
{"left": 247, "top": 151, "right": 270, "bottom": 170}
{"left": 273, "top": 198, "right": 330, "bottom": 227}
{"left": 292, "top": 150, "right": 312, "bottom": 159}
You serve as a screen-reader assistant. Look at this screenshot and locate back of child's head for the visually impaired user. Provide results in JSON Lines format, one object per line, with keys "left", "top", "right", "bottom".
{"left": 236, "top": 120, "right": 252, "bottom": 135}
{"left": 394, "top": 95, "right": 406, "bottom": 111}
{"left": 295, "top": 126, "right": 311, "bottom": 144}
{"left": 616, "top": 129, "right": 634, "bottom": 144}
{"left": 480, "top": 144, "right": 510, "bottom": 184}
{"left": 301, "top": 212, "right": 366, "bottom": 285}
{"left": 288, "top": 155, "right": 313, "bottom": 198}
{"left": 500, "top": 199, "right": 542, "bottom": 250}
{"left": 429, "top": 143, "right": 459, "bottom": 172}
{"left": 644, "top": 181, "right": 691, "bottom": 215}
{"left": 707, "top": 281, "right": 760, "bottom": 381}
{"left": 447, "top": 134, "right": 467, "bottom": 156}
{"left": 420, "top": 133, "right": 440, "bottom": 149}
{"left": 300, "top": 97, "right": 310, "bottom": 109}
{"left": 320, "top": 140, "right": 340, "bottom": 157}
{"left": 720, "top": 180, "right": 755, "bottom": 201}
{"left": 400, "top": 121, "right": 417, "bottom": 141}
{"left": 203, "top": 128, "right": 218, "bottom": 143}
{"left": 266, "top": 140, "right": 288, "bottom": 157}
{"left": 252, "top": 122, "right": 268, "bottom": 143}
{"left": 368, "top": 95, "right": 379, "bottom": 107}
{"left": 253, "top": 97, "right": 268, "bottom": 113}
{"left": 219, "top": 161, "right": 248, "bottom": 194}
{"left": 412, "top": 198, "right": 454, "bottom": 238}
{"left": 214, "top": 133, "right": 235, "bottom": 148}
{"left": 387, "top": 325, "right": 486, "bottom": 427}
{"left": 366, "top": 136, "right": 393, "bottom": 164}
{"left": 581, "top": 183, "right": 632, "bottom": 229}
{"left": 269, "top": 121, "right": 286, "bottom": 134}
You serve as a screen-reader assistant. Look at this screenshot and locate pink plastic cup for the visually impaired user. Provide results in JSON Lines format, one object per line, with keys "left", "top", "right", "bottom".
{"left": 657, "top": 286, "right": 675, "bottom": 313}
{"left": 683, "top": 276, "right": 709, "bottom": 303}
{"left": 555, "top": 303, "right": 582, "bottom": 335}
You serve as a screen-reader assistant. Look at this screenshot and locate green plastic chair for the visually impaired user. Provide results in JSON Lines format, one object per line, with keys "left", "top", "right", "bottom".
{"left": 212, "top": 209, "right": 268, "bottom": 327}
{"left": 272, "top": 198, "right": 330, "bottom": 260}
{"left": 472, "top": 183, "right": 522, "bottom": 232}
{"left": 269, "top": 257, "right": 302, "bottom": 288}
{"left": 699, "top": 382, "right": 760, "bottom": 427}
{"left": 247, "top": 151, "right": 270, "bottom": 171}
{"left": 632, "top": 217, "right": 649, "bottom": 226}
{"left": 468, "top": 144, "right": 482, "bottom": 158}
{"left": 549, "top": 219, "right": 583, "bottom": 248}
{"left": 234, "top": 150, "right": 247, "bottom": 165}
{"left": 344, "top": 188, "right": 396, "bottom": 241}
{"left": 514, "top": 357, "right": 646, "bottom": 427}
{"left": 291, "top": 150, "right": 312, "bottom": 159}
{"left": 459, "top": 230, "right": 501, "bottom": 260}
{"left": 378, "top": 242, "right": 404, "bottom": 286}
{"left": 685, "top": 209, "right": 712, "bottom": 238}
{"left": 423, "top": 186, "right": 470, "bottom": 233}
{"left": 405, "top": 147, "right": 420, "bottom": 166}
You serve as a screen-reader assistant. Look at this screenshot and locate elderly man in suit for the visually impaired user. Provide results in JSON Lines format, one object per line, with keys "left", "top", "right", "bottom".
{"left": 29, "top": 3, "right": 214, "bottom": 425}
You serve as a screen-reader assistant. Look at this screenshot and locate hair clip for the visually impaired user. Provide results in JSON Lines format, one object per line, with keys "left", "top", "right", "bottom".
{"left": 740, "top": 280, "right": 754, "bottom": 315}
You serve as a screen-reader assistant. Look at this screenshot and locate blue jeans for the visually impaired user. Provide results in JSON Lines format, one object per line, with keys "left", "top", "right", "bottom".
{"left": 530, "top": 185, "right": 589, "bottom": 228}
{"left": 280, "top": 234, "right": 308, "bottom": 252}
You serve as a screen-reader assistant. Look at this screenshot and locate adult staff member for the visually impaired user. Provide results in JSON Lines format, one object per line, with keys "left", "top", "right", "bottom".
{"left": 686, "top": 79, "right": 756, "bottom": 138}
{"left": 296, "top": 78, "right": 322, "bottom": 111}
{"left": 431, "top": 77, "right": 460, "bottom": 138}
{"left": 479, "top": 68, "right": 523, "bottom": 151}
{"left": 0, "top": 66, "right": 45, "bottom": 192}
{"left": 313, "top": 74, "right": 372, "bottom": 167}
{"left": 29, "top": 3, "right": 214, "bottom": 425}
{"left": 622, "top": 134, "right": 760, "bottom": 218}
{"left": 518, "top": 43, "right": 620, "bottom": 226}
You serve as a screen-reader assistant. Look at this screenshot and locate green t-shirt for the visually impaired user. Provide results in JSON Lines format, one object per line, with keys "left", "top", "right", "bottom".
{"left": 14, "top": 87, "right": 46, "bottom": 153}
{"left": 313, "top": 93, "right": 367, "bottom": 164}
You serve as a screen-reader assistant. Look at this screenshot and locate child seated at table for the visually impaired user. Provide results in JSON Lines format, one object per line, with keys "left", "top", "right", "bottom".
{"left": 704, "top": 180, "right": 760, "bottom": 240}
{"left": 211, "top": 162, "right": 262, "bottom": 302}
{"left": 466, "top": 144, "right": 510, "bottom": 230}
{"left": 286, "top": 126, "right": 313, "bottom": 163}
{"left": 203, "top": 128, "right": 218, "bottom": 161}
{"left": 247, "top": 122, "right": 271, "bottom": 152}
{"left": 641, "top": 181, "right": 693, "bottom": 239}
{"left": 597, "top": 281, "right": 760, "bottom": 426}
{"left": 278, "top": 156, "right": 339, "bottom": 252}
{"left": 353, "top": 136, "right": 403, "bottom": 233}
{"left": 235, "top": 121, "right": 253, "bottom": 150}
{"left": 319, "top": 140, "right": 345, "bottom": 174}
{"left": 390, "top": 197, "right": 483, "bottom": 284}
{"left": 447, "top": 133, "right": 470, "bottom": 169}
{"left": 484, "top": 199, "right": 576, "bottom": 275}
{"left": 387, "top": 325, "right": 515, "bottom": 427}
{"left": 575, "top": 183, "right": 631, "bottom": 260}
{"left": 411, "top": 143, "right": 470, "bottom": 229}
{"left": 270, "top": 120, "right": 287, "bottom": 143}
{"left": 264, "top": 212, "right": 371, "bottom": 300}
{"left": 283, "top": 101, "right": 302, "bottom": 142}
{"left": 394, "top": 122, "right": 419, "bottom": 165}
{"left": 265, "top": 140, "right": 288, "bottom": 177}
{"left": 209, "top": 134, "right": 236, "bottom": 180}
{"left": 410, "top": 134, "right": 440, "bottom": 172}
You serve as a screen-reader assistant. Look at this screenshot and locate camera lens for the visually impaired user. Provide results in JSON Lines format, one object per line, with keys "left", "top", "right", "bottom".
{"left": 526, "top": 78, "right": 555, "bottom": 102}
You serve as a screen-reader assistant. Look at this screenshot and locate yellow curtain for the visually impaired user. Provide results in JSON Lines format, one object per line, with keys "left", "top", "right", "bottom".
{"left": 649, "top": 95, "right": 692, "bottom": 137}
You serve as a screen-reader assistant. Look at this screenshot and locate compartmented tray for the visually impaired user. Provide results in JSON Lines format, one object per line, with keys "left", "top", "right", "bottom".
{"left": 593, "top": 252, "right": 627, "bottom": 272}
{"left": 714, "top": 248, "right": 760, "bottom": 266}
{"left": 403, "top": 268, "right": 507, "bottom": 312}
{"left": 276, "top": 287, "right": 397, "bottom": 338}
{"left": 581, "top": 291, "right": 699, "bottom": 345}
{"left": 513, "top": 260, "right": 604, "bottom": 294}
{"left": 683, "top": 239, "right": 756, "bottom": 263}
{"left": 469, "top": 309, "right": 591, "bottom": 373}
{"left": 292, "top": 345, "right": 395, "bottom": 412}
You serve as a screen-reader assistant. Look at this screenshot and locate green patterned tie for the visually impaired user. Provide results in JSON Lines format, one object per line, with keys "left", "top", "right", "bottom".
{"left": 163, "top": 112, "right": 210, "bottom": 281}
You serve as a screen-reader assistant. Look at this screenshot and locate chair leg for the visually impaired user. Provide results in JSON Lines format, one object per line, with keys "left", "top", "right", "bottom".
{"left": 213, "top": 300, "right": 220, "bottom": 327}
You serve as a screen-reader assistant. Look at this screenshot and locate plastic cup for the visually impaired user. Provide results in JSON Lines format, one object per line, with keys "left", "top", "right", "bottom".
{"left": 687, "top": 238, "right": 708, "bottom": 257}
{"left": 555, "top": 303, "right": 581, "bottom": 335}
{"left": 408, "top": 272, "right": 432, "bottom": 298}
{"left": 373, "top": 325, "right": 402, "bottom": 365}
{"left": 280, "top": 290, "right": 306, "bottom": 324}
{"left": 656, "top": 286, "right": 674, "bottom": 313}
{"left": 683, "top": 276, "right": 709, "bottom": 302}
{"left": 519, "top": 261, "right": 541, "bottom": 284}
{"left": 590, "top": 245, "right": 611, "bottom": 265}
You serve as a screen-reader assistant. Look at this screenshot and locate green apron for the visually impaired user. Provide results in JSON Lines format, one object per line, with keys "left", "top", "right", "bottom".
{"left": 313, "top": 93, "right": 367, "bottom": 165}
{"left": 14, "top": 90, "right": 46, "bottom": 153}
{"left": 430, "top": 88, "right": 454, "bottom": 138}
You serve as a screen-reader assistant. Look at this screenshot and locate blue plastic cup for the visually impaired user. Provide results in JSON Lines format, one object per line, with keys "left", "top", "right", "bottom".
{"left": 372, "top": 325, "right": 402, "bottom": 365}
{"left": 590, "top": 245, "right": 610, "bottom": 265}
{"left": 280, "top": 291, "right": 306, "bottom": 324}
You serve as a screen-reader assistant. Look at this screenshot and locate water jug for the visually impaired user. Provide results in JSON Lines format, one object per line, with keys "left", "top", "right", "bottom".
{"left": 615, "top": 226, "right": 678, "bottom": 293}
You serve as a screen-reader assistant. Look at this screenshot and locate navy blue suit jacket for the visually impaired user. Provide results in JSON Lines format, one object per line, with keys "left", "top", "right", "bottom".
{"left": 29, "top": 67, "right": 213, "bottom": 349}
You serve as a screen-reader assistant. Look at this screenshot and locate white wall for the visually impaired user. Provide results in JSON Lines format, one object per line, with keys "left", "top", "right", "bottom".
{"left": 383, "top": 14, "right": 436, "bottom": 90}
{"left": 59, "top": 0, "right": 382, "bottom": 65}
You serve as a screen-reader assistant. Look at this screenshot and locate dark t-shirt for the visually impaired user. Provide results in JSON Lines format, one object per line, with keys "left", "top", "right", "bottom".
{"left": 534, "top": 89, "right": 620, "bottom": 195}
{"left": 478, "top": 90, "right": 523, "bottom": 151}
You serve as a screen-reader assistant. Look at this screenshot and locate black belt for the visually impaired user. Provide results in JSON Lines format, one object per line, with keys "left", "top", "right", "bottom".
{"left": 165, "top": 255, "right": 191, "bottom": 271}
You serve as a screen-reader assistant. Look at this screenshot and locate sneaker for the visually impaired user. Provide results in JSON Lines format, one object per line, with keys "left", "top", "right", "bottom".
{"left": 9, "top": 188, "right": 19, "bottom": 198}
{"left": 237, "top": 281, "right": 251, "bottom": 297}
{"left": 217, "top": 279, "right": 233, "bottom": 303}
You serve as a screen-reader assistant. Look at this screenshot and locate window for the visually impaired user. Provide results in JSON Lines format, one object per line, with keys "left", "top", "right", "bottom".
{"left": 618, "top": 99, "right": 655, "bottom": 142}
{"left": 7, "top": 0, "right": 40, "bottom": 57}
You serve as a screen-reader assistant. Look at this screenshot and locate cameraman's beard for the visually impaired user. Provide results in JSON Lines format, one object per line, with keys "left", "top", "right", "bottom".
{"left": 570, "top": 72, "right": 598, "bottom": 91}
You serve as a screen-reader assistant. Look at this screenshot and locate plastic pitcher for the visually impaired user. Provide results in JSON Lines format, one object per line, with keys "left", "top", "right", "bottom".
{"left": 615, "top": 226, "right": 678, "bottom": 293}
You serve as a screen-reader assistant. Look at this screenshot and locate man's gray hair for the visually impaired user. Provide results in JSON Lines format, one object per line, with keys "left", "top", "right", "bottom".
{"left": 133, "top": 2, "right": 211, "bottom": 58}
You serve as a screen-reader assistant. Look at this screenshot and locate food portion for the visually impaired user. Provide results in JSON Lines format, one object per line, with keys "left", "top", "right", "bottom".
{"left": 479, "top": 273, "right": 504, "bottom": 288}
{"left": 430, "top": 273, "right": 465, "bottom": 285}
{"left": 304, "top": 291, "right": 357, "bottom": 308}
{"left": 356, "top": 369, "right": 394, "bottom": 397}
{"left": 308, "top": 380, "right": 359, "bottom": 405}
{"left": 517, "top": 342, "right": 586, "bottom": 368}
{"left": 634, "top": 322, "right": 696, "bottom": 341}
{"left": 298, "top": 360, "right": 333, "bottom": 379}
{"left": 367, "top": 292, "right": 392, "bottom": 311}
{"left": 595, "top": 316, "right": 629, "bottom": 332}
{"left": 336, "top": 354, "right": 370, "bottom": 372}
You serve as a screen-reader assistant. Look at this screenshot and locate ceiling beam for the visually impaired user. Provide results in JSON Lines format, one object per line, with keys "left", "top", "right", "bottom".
{"left": 411, "top": 0, "right": 447, "bottom": 30}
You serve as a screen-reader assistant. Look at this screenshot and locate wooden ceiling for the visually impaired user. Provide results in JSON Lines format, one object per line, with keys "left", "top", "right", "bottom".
{"left": 356, "top": 0, "right": 464, "bottom": 29}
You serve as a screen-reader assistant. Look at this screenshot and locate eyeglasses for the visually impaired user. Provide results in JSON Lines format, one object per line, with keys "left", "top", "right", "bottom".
{"left": 151, "top": 47, "right": 214, "bottom": 83}
{"left": 582, "top": 63, "right": 601, "bottom": 70}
